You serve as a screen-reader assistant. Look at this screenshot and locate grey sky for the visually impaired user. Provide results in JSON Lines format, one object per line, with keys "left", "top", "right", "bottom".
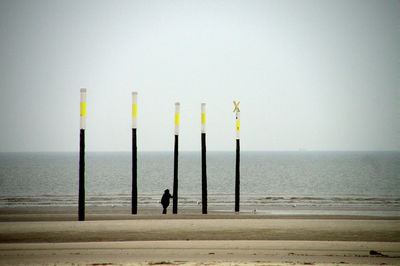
{"left": 0, "top": 0, "right": 398, "bottom": 152}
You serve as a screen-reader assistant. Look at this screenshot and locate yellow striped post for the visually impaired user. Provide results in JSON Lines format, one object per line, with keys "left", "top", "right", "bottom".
{"left": 132, "top": 92, "right": 138, "bottom": 129}
{"left": 201, "top": 103, "right": 206, "bottom": 133}
{"left": 80, "top": 88, "right": 87, "bottom": 130}
{"left": 173, "top": 102, "right": 180, "bottom": 214}
{"left": 201, "top": 103, "right": 207, "bottom": 214}
{"left": 233, "top": 100, "right": 240, "bottom": 213}
{"left": 174, "top": 103, "right": 180, "bottom": 135}
{"left": 236, "top": 113, "right": 240, "bottom": 140}
{"left": 79, "top": 88, "right": 87, "bottom": 221}
{"left": 132, "top": 92, "right": 138, "bottom": 214}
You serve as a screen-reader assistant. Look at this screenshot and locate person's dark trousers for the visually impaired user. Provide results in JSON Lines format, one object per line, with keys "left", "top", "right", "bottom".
{"left": 163, "top": 208, "right": 167, "bottom": 214}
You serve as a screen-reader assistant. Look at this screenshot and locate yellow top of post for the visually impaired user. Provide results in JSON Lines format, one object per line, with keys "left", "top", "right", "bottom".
{"left": 132, "top": 92, "right": 138, "bottom": 129}
{"left": 233, "top": 100, "right": 240, "bottom": 139}
{"left": 80, "top": 88, "right": 87, "bottom": 129}
{"left": 201, "top": 103, "right": 206, "bottom": 133}
{"left": 174, "top": 102, "right": 180, "bottom": 135}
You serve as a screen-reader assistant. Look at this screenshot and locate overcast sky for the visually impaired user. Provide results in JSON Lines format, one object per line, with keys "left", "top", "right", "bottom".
{"left": 0, "top": 0, "right": 398, "bottom": 152}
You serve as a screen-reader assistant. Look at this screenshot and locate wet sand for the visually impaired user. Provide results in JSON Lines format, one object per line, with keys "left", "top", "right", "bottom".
{"left": 0, "top": 206, "right": 399, "bottom": 265}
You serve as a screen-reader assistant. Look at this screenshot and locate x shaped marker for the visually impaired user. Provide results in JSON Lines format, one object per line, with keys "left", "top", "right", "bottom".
{"left": 233, "top": 101, "right": 240, "bottom": 112}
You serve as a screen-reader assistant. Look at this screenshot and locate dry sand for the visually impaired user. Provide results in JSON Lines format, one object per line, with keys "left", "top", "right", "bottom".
{"left": 0, "top": 207, "right": 399, "bottom": 265}
{"left": 1, "top": 240, "right": 399, "bottom": 265}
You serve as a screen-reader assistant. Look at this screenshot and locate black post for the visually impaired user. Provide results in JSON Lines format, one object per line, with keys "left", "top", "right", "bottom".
{"left": 132, "top": 128, "right": 137, "bottom": 214}
{"left": 173, "top": 135, "right": 178, "bottom": 214}
{"left": 201, "top": 133, "right": 208, "bottom": 214}
{"left": 235, "top": 139, "right": 240, "bottom": 212}
{"left": 78, "top": 129, "right": 85, "bottom": 221}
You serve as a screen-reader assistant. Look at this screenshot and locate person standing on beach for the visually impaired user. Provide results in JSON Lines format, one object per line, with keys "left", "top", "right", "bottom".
{"left": 161, "top": 189, "right": 173, "bottom": 214}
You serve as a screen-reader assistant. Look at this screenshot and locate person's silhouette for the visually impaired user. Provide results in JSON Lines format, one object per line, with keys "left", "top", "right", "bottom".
{"left": 161, "top": 189, "right": 173, "bottom": 214}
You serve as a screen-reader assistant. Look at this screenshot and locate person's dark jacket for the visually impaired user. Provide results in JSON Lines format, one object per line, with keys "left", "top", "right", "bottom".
{"left": 161, "top": 189, "right": 173, "bottom": 208}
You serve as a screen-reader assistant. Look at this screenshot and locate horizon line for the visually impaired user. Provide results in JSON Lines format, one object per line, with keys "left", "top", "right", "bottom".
{"left": 1, "top": 150, "right": 398, "bottom": 153}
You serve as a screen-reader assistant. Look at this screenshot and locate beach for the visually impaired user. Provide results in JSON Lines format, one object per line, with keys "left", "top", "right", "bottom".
{"left": 0, "top": 206, "right": 399, "bottom": 265}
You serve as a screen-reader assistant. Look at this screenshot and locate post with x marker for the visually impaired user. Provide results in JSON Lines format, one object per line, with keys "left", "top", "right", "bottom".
{"left": 233, "top": 100, "right": 240, "bottom": 213}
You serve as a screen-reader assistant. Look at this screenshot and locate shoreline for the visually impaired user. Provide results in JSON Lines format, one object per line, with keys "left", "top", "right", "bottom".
{"left": 1, "top": 205, "right": 398, "bottom": 220}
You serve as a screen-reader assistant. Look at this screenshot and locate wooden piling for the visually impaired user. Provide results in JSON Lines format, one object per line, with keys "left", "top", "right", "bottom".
{"left": 173, "top": 102, "right": 180, "bottom": 214}
{"left": 132, "top": 92, "right": 138, "bottom": 215}
{"left": 78, "top": 88, "right": 87, "bottom": 221}
{"left": 201, "top": 103, "right": 207, "bottom": 214}
{"left": 235, "top": 137, "right": 240, "bottom": 212}
{"left": 234, "top": 101, "right": 240, "bottom": 213}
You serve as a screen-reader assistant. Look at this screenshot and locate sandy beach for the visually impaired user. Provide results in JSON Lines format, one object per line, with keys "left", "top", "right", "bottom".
{"left": 0, "top": 206, "right": 399, "bottom": 265}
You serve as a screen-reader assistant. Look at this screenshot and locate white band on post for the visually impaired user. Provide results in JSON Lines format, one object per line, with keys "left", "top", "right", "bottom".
{"left": 174, "top": 102, "right": 180, "bottom": 135}
{"left": 201, "top": 103, "right": 206, "bottom": 133}
{"left": 236, "top": 111, "right": 240, "bottom": 139}
{"left": 80, "top": 88, "right": 87, "bottom": 129}
{"left": 132, "top": 92, "right": 138, "bottom": 129}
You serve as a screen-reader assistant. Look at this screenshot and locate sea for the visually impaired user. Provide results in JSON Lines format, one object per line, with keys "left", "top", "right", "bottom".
{"left": 0, "top": 151, "right": 399, "bottom": 216}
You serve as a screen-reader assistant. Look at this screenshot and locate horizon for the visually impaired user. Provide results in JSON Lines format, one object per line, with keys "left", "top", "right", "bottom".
{"left": 1, "top": 149, "right": 398, "bottom": 154}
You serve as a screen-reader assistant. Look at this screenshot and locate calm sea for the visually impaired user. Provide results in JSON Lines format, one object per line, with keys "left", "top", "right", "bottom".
{"left": 0, "top": 151, "right": 399, "bottom": 216}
